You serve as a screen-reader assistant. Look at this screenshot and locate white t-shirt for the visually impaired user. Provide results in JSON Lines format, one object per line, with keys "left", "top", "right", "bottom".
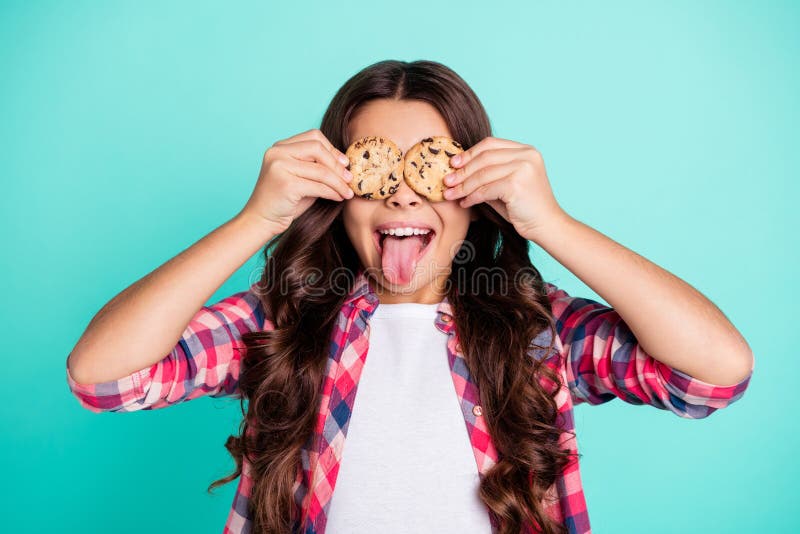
{"left": 324, "top": 301, "right": 494, "bottom": 533}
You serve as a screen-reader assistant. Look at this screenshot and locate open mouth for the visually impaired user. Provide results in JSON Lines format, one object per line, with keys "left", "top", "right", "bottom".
{"left": 373, "top": 229, "right": 436, "bottom": 257}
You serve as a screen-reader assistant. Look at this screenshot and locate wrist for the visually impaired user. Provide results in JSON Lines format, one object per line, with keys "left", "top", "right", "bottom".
{"left": 233, "top": 209, "right": 287, "bottom": 241}
{"left": 522, "top": 208, "right": 574, "bottom": 244}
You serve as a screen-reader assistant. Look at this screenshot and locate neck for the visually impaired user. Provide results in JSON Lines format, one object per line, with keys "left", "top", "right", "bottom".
{"left": 373, "top": 275, "right": 447, "bottom": 304}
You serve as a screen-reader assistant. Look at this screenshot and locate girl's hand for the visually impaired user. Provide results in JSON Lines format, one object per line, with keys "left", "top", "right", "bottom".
{"left": 442, "top": 136, "right": 567, "bottom": 240}
{"left": 240, "top": 128, "right": 354, "bottom": 234}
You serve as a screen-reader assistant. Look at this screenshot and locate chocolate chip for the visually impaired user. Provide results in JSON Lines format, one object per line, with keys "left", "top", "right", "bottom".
{"left": 357, "top": 180, "right": 363, "bottom": 191}
{"left": 422, "top": 137, "right": 433, "bottom": 142}
{"left": 411, "top": 161, "right": 417, "bottom": 168}
{"left": 444, "top": 150, "right": 455, "bottom": 157}
{"left": 428, "top": 146, "right": 440, "bottom": 155}
{"left": 388, "top": 184, "right": 399, "bottom": 194}
{"left": 363, "top": 192, "right": 373, "bottom": 199}
{"left": 363, "top": 150, "right": 369, "bottom": 159}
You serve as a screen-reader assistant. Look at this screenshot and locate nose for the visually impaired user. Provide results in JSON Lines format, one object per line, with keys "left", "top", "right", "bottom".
{"left": 385, "top": 176, "right": 423, "bottom": 208}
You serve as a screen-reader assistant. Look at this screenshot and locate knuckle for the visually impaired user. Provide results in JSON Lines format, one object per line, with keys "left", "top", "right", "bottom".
{"left": 269, "top": 157, "right": 284, "bottom": 172}
{"left": 508, "top": 179, "right": 523, "bottom": 195}
{"left": 467, "top": 152, "right": 485, "bottom": 170}
{"left": 311, "top": 162, "right": 326, "bottom": 179}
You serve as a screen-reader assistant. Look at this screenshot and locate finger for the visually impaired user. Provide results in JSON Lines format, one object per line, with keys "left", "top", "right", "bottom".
{"left": 289, "top": 159, "right": 355, "bottom": 199}
{"left": 276, "top": 128, "right": 350, "bottom": 166}
{"left": 306, "top": 129, "right": 351, "bottom": 167}
{"left": 444, "top": 147, "right": 527, "bottom": 187}
{"left": 459, "top": 176, "right": 513, "bottom": 208}
{"left": 294, "top": 177, "right": 347, "bottom": 202}
{"left": 448, "top": 136, "right": 522, "bottom": 169}
{"left": 307, "top": 128, "right": 350, "bottom": 164}
{"left": 444, "top": 161, "right": 516, "bottom": 201}
{"left": 281, "top": 139, "right": 353, "bottom": 183}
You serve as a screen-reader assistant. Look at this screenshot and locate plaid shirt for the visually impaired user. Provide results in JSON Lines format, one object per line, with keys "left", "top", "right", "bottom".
{"left": 66, "top": 268, "right": 753, "bottom": 533}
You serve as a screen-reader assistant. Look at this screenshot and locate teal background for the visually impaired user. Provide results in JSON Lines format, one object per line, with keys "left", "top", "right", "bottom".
{"left": 1, "top": 0, "right": 795, "bottom": 532}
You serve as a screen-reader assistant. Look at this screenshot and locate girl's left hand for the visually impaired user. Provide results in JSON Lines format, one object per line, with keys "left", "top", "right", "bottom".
{"left": 442, "top": 136, "right": 567, "bottom": 240}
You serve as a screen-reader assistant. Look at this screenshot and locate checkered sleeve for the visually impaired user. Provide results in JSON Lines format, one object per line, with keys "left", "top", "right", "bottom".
{"left": 66, "top": 282, "right": 267, "bottom": 413}
{"left": 544, "top": 282, "right": 753, "bottom": 419}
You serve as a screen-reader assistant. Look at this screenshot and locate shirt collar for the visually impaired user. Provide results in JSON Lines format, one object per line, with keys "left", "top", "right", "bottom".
{"left": 344, "top": 267, "right": 455, "bottom": 335}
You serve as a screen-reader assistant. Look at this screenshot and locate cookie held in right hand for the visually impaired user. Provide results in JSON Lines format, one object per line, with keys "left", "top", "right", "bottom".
{"left": 345, "top": 136, "right": 404, "bottom": 199}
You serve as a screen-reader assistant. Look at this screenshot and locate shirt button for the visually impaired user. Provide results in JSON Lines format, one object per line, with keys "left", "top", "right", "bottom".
{"left": 472, "top": 405, "right": 483, "bottom": 417}
{"left": 455, "top": 342, "right": 462, "bottom": 353}
{"left": 441, "top": 313, "right": 452, "bottom": 323}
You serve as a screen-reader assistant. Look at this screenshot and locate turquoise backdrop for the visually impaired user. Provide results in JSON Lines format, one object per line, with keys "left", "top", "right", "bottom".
{"left": 2, "top": 0, "right": 795, "bottom": 532}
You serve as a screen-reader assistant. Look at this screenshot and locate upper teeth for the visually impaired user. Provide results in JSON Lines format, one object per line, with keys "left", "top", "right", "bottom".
{"left": 379, "top": 227, "right": 432, "bottom": 236}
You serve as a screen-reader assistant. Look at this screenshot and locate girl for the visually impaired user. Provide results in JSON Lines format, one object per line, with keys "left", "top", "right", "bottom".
{"left": 66, "top": 60, "right": 754, "bottom": 534}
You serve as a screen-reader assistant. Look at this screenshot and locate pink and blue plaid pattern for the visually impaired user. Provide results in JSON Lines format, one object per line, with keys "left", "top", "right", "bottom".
{"left": 66, "top": 269, "right": 753, "bottom": 533}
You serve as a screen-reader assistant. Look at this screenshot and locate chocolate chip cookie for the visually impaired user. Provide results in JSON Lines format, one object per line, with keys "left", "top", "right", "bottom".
{"left": 344, "top": 135, "right": 404, "bottom": 199}
{"left": 402, "top": 136, "right": 464, "bottom": 202}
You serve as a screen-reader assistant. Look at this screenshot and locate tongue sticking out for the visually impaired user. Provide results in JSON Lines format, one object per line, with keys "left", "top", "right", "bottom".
{"left": 380, "top": 235, "right": 427, "bottom": 285}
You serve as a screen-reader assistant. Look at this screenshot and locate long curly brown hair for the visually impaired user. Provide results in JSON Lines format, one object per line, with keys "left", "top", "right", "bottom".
{"left": 207, "top": 59, "right": 577, "bottom": 534}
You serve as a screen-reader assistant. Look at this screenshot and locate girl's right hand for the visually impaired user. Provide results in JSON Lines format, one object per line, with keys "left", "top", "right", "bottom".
{"left": 240, "top": 128, "right": 354, "bottom": 234}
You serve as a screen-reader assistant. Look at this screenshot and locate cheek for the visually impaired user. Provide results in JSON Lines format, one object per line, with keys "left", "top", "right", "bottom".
{"left": 433, "top": 206, "right": 472, "bottom": 259}
{"left": 435, "top": 204, "right": 472, "bottom": 235}
{"left": 342, "top": 201, "right": 380, "bottom": 261}
{"left": 342, "top": 201, "right": 372, "bottom": 234}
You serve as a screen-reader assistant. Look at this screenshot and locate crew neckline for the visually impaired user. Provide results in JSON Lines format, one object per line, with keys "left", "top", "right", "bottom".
{"left": 372, "top": 301, "right": 442, "bottom": 319}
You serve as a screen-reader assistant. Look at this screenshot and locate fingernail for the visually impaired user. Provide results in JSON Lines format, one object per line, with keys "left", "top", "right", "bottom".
{"left": 444, "top": 173, "right": 454, "bottom": 185}
{"left": 343, "top": 169, "right": 353, "bottom": 180}
{"left": 338, "top": 154, "right": 350, "bottom": 165}
{"left": 451, "top": 155, "right": 461, "bottom": 165}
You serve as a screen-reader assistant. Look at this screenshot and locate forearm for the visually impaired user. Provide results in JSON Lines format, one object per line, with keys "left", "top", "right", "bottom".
{"left": 528, "top": 211, "right": 754, "bottom": 385}
{"left": 67, "top": 210, "right": 280, "bottom": 384}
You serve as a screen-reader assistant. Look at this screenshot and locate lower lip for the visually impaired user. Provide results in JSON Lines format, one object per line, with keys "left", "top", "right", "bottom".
{"left": 373, "top": 231, "right": 436, "bottom": 257}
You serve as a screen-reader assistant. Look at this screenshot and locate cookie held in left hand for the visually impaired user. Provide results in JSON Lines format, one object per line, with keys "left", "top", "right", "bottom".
{"left": 403, "top": 136, "right": 463, "bottom": 202}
